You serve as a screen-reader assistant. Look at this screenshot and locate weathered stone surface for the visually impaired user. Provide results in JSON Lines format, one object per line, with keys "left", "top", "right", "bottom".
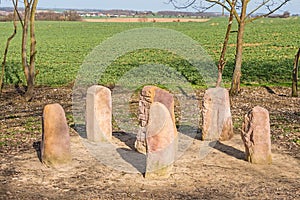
{"left": 135, "top": 86, "right": 177, "bottom": 154}
{"left": 41, "top": 103, "right": 71, "bottom": 166}
{"left": 202, "top": 87, "right": 233, "bottom": 141}
{"left": 145, "top": 102, "right": 176, "bottom": 179}
{"left": 86, "top": 85, "right": 112, "bottom": 142}
{"left": 242, "top": 106, "right": 272, "bottom": 164}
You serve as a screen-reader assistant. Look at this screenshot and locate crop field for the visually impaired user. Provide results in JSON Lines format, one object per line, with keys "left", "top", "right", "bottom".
{"left": 0, "top": 17, "right": 299, "bottom": 87}
{"left": 83, "top": 17, "right": 210, "bottom": 22}
{"left": 1, "top": 17, "right": 300, "bottom": 199}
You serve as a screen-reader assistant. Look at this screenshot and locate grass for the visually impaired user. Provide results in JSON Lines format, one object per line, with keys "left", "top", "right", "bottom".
{"left": 293, "top": 139, "right": 300, "bottom": 145}
{"left": 0, "top": 17, "right": 299, "bottom": 87}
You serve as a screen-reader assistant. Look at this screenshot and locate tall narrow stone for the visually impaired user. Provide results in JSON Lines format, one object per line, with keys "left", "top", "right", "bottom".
{"left": 145, "top": 102, "right": 176, "bottom": 179}
{"left": 41, "top": 103, "right": 71, "bottom": 166}
{"left": 135, "top": 86, "right": 177, "bottom": 154}
{"left": 202, "top": 87, "right": 233, "bottom": 141}
{"left": 242, "top": 106, "right": 272, "bottom": 164}
{"left": 86, "top": 85, "right": 112, "bottom": 142}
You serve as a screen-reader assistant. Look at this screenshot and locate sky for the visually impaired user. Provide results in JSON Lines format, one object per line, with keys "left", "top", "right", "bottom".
{"left": 1, "top": 0, "right": 299, "bottom": 14}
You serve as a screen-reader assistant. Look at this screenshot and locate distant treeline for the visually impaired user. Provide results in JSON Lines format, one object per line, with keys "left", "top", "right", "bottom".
{"left": 267, "top": 11, "right": 290, "bottom": 18}
{"left": 0, "top": 10, "right": 82, "bottom": 22}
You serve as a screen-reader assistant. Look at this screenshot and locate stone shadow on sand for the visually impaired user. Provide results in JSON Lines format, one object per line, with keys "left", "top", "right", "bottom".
{"left": 177, "top": 125, "right": 202, "bottom": 140}
{"left": 33, "top": 141, "right": 42, "bottom": 162}
{"left": 210, "top": 141, "right": 245, "bottom": 161}
{"left": 116, "top": 148, "right": 146, "bottom": 174}
{"left": 71, "top": 124, "right": 87, "bottom": 138}
{"left": 112, "top": 131, "right": 136, "bottom": 150}
{"left": 113, "top": 131, "right": 146, "bottom": 174}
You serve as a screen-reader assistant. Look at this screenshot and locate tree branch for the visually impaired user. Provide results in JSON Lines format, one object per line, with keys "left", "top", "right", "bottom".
{"left": 168, "top": 0, "right": 241, "bottom": 23}
{"left": 246, "top": 0, "right": 271, "bottom": 19}
{"left": 29, "top": 0, "right": 38, "bottom": 69}
{"left": 205, "top": 0, "right": 230, "bottom": 11}
{"left": 0, "top": 0, "right": 18, "bottom": 91}
{"left": 12, "top": 0, "right": 24, "bottom": 28}
{"left": 246, "top": 0, "right": 291, "bottom": 23}
{"left": 167, "top": 0, "right": 198, "bottom": 9}
{"left": 191, "top": 2, "right": 218, "bottom": 13}
{"left": 206, "top": 0, "right": 241, "bottom": 23}
{"left": 216, "top": 0, "right": 237, "bottom": 87}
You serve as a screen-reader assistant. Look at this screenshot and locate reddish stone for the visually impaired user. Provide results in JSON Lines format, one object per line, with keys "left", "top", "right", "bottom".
{"left": 135, "top": 86, "right": 177, "bottom": 154}
{"left": 145, "top": 102, "right": 176, "bottom": 179}
{"left": 41, "top": 103, "right": 71, "bottom": 166}
{"left": 86, "top": 85, "right": 112, "bottom": 142}
{"left": 202, "top": 87, "right": 233, "bottom": 141}
{"left": 153, "top": 88, "right": 176, "bottom": 125}
{"left": 242, "top": 106, "right": 272, "bottom": 164}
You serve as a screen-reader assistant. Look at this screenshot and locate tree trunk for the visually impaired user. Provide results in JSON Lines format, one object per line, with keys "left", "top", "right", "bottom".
{"left": 21, "top": 0, "right": 38, "bottom": 101}
{"left": 25, "top": 0, "right": 38, "bottom": 101}
{"left": 292, "top": 48, "right": 300, "bottom": 97}
{"left": 230, "top": 0, "right": 248, "bottom": 96}
{"left": 22, "top": 3, "right": 30, "bottom": 88}
{"left": 216, "top": 0, "right": 236, "bottom": 87}
{"left": 0, "top": 5, "right": 17, "bottom": 92}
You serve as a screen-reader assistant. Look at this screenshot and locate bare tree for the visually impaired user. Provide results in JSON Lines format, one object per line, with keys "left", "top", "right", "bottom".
{"left": 216, "top": 0, "right": 236, "bottom": 87}
{"left": 5, "top": 0, "right": 39, "bottom": 100}
{"left": 292, "top": 48, "right": 300, "bottom": 97}
{"left": 0, "top": 0, "right": 18, "bottom": 92}
{"left": 22, "top": 0, "right": 39, "bottom": 100}
{"left": 168, "top": 0, "right": 291, "bottom": 95}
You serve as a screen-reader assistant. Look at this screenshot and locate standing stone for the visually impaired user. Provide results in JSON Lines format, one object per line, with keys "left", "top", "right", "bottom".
{"left": 241, "top": 106, "right": 272, "bottom": 164}
{"left": 202, "top": 87, "right": 233, "bottom": 141}
{"left": 41, "top": 103, "right": 71, "bottom": 166}
{"left": 145, "top": 102, "right": 176, "bottom": 179}
{"left": 86, "top": 85, "right": 112, "bottom": 142}
{"left": 135, "top": 86, "right": 177, "bottom": 154}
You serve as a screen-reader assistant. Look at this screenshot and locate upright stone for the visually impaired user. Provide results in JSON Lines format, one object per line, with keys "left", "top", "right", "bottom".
{"left": 145, "top": 102, "right": 176, "bottom": 179}
{"left": 135, "top": 86, "right": 177, "bottom": 154}
{"left": 202, "top": 87, "right": 233, "bottom": 141}
{"left": 86, "top": 85, "right": 112, "bottom": 142}
{"left": 241, "top": 106, "right": 272, "bottom": 164}
{"left": 41, "top": 103, "right": 71, "bottom": 166}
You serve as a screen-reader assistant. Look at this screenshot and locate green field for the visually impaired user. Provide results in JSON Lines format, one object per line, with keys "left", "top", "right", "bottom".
{"left": 0, "top": 17, "right": 299, "bottom": 87}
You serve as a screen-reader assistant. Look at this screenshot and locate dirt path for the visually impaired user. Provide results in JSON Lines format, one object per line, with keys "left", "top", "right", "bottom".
{"left": 0, "top": 86, "right": 299, "bottom": 199}
{"left": 0, "top": 132, "right": 299, "bottom": 199}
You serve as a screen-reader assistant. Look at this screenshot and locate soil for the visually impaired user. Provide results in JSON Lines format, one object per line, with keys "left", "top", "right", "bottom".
{"left": 0, "top": 85, "right": 299, "bottom": 199}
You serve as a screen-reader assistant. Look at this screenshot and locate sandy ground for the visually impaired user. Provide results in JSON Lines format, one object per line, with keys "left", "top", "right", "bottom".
{"left": 83, "top": 18, "right": 210, "bottom": 23}
{"left": 0, "top": 86, "right": 299, "bottom": 199}
{"left": 0, "top": 132, "right": 299, "bottom": 199}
